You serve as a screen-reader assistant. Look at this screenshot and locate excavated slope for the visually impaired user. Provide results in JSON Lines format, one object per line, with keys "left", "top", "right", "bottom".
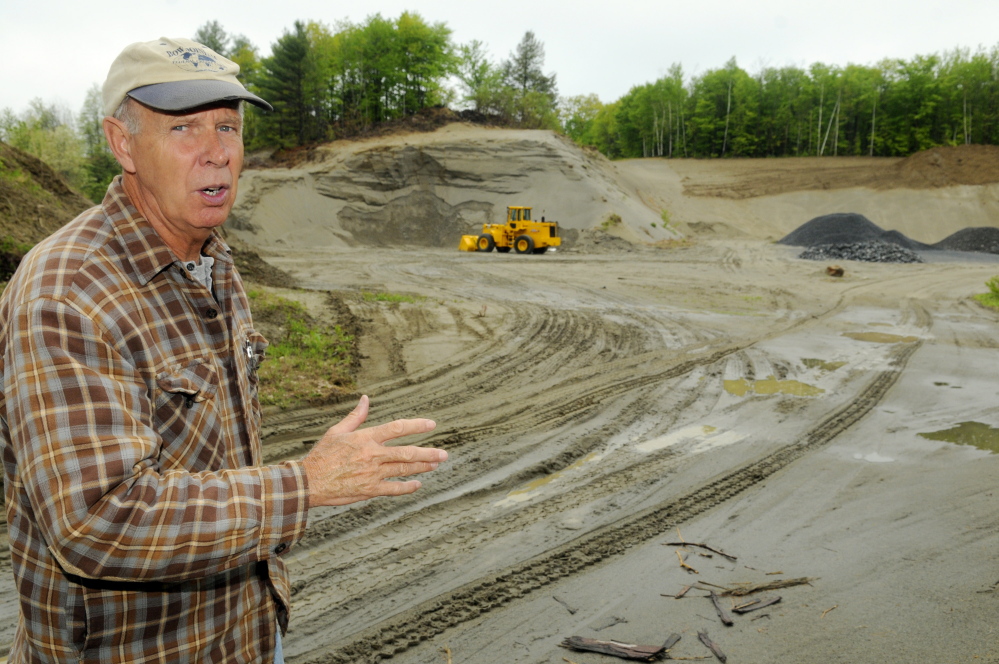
{"left": 228, "top": 125, "right": 671, "bottom": 250}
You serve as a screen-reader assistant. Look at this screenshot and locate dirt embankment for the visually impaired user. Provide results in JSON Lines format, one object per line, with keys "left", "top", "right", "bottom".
{"left": 677, "top": 144, "right": 999, "bottom": 199}
{"left": 0, "top": 141, "right": 93, "bottom": 245}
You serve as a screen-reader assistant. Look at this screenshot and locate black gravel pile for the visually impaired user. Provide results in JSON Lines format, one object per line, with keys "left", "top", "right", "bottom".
{"left": 799, "top": 241, "right": 924, "bottom": 263}
{"left": 932, "top": 227, "right": 999, "bottom": 254}
{"left": 779, "top": 213, "right": 932, "bottom": 252}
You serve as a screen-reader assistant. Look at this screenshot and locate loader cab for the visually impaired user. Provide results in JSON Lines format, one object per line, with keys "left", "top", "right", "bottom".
{"left": 507, "top": 206, "right": 532, "bottom": 224}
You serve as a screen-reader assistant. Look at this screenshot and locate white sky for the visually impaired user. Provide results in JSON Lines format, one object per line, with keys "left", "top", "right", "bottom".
{"left": 4, "top": 0, "right": 999, "bottom": 117}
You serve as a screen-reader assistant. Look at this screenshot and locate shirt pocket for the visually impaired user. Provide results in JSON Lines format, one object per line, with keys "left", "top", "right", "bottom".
{"left": 154, "top": 359, "right": 225, "bottom": 471}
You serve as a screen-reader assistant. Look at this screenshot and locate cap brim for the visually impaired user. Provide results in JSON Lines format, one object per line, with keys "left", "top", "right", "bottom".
{"left": 128, "top": 79, "right": 273, "bottom": 112}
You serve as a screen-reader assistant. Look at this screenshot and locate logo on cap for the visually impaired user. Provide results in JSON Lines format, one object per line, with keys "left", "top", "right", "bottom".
{"left": 166, "top": 46, "right": 229, "bottom": 73}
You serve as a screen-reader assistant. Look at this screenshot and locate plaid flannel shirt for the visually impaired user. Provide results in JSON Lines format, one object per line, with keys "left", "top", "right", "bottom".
{"left": 0, "top": 177, "right": 309, "bottom": 663}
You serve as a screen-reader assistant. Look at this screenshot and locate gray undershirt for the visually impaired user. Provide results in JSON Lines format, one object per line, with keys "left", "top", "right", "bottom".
{"left": 184, "top": 255, "right": 215, "bottom": 292}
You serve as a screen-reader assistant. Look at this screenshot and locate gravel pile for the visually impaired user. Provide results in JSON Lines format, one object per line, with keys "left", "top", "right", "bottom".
{"left": 799, "top": 241, "right": 924, "bottom": 263}
{"left": 779, "top": 213, "right": 931, "bottom": 251}
{"left": 932, "top": 227, "right": 999, "bottom": 254}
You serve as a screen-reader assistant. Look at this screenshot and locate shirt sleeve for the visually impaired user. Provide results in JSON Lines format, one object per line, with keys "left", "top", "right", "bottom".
{"left": 5, "top": 295, "right": 310, "bottom": 583}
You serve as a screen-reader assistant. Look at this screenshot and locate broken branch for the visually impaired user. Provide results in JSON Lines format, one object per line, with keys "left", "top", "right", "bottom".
{"left": 709, "top": 591, "right": 734, "bottom": 626}
{"left": 677, "top": 549, "right": 698, "bottom": 574}
{"left": 732, "top": 596, "right": 781, "bottom": 614}
{"left": 560, "top": 636, "right": 665, "bottom": 662}
{"left": 663, "top": 541, "right": 737, "bottom": 562}
{"left": 720, "top": 577, "right": 817, "bottom": 597}
{"left": 697, "top": 630, "right": 727, "bottom": 663}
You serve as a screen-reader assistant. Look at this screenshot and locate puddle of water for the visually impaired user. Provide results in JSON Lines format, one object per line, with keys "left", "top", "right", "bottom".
{"left": 843, "top": 332, "right": 919, "bottom": 344}
{"left": 636, "top": 425, "right": 717, "bottom": 452}
{"left": 497, "top": 452, "right": 601, "bottom": 505}
{"left": 802, "top": 358, "right": 846, "bottom": 372}
{"left": 853, "top": 452, "right": 894, "bottom": 463}
{"left": 918, "top": 421, "right": 999, "bottom": 454}
{"left": 636, "top": 425, "right": 744, "bottom": 455}
{"left": 724, "top": 376, "right": 824, "bottom": 397}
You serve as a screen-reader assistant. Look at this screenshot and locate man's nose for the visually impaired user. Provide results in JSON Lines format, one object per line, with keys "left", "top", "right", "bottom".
{"left": 201, "top": 132, "right": 229, "bottom": 167}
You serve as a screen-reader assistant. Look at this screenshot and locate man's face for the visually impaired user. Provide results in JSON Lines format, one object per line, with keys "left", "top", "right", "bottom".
{"left": 124, "top": 102, "right": 244, "bottom": 243}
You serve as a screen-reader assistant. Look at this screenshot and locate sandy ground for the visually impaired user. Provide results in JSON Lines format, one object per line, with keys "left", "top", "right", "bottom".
{"left": 244, "top": 236, "right": 999, "bottom": 664}
{"left": 0, "top": 130, "right": 997, "bottom": 663}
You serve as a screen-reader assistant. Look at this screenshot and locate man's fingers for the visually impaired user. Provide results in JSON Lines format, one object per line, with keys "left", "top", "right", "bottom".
{"left": 375, "top": 479, "right": 423, "bottom": 497}
{"left": 325, "top": 395, "right": 370, "bottom": 436}
{"left": 366, "top": 417, "right": 438, "bottom": 446}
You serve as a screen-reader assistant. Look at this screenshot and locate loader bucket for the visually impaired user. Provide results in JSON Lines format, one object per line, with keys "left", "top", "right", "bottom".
{"left": 458, "top": 235, "right": 479, "bottom": 252}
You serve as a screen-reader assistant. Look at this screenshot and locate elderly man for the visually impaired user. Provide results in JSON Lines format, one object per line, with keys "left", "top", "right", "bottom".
{"left": 0, "top": 37, "right": 447, "bottom": 663}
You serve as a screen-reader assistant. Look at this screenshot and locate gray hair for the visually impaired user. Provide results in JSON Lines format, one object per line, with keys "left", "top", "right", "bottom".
{"left": 112, "top": 96, "right": 142, "bottom": 134}
{"left": 111, "top": 97, "right": 245, "bottom": 135}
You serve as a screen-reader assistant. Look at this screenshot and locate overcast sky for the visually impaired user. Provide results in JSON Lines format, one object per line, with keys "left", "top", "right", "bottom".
{"left": 4, "top": 0, "right": 998, "bottom": 117}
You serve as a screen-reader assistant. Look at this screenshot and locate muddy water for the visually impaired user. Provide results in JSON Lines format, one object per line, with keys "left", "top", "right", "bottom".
{"left": 919, "top": 421, "right": 999, "bottom": 454}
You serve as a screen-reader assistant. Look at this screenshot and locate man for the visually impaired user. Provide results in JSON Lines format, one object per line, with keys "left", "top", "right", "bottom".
{"left": 0, "top": 37, "right": 447, "bottom": 663}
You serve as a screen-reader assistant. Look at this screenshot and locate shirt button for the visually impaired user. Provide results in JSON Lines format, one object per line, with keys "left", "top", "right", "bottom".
{"left": 275, "top": 543, "right": 288, "bottom": 555}
{"left": 206, "top": 308, "right": 218, "bottom": 319}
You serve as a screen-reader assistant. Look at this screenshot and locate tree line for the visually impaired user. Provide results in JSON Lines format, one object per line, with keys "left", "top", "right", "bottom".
{"left": 2, "top": 12, "right": 999, "bottom": 203}
{"left": 562, "top": 48, "right": 999, "bottom": 159}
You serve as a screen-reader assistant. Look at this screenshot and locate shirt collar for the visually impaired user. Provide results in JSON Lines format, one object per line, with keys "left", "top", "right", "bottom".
{"left": 101, "top": 176, "right": 231, "bottom": 286}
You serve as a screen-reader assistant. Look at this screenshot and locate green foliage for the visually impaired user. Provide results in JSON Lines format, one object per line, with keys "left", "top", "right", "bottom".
{"left": 247, "top": 289, "right": 355, "bottom": 409}
{"left": 78, "top": 84, "right": 120, "bottom": 201}
{"left": 361, "top": 291, "right": 426, "bottom": 303}
{"left": 600, "top": 213, "right": 623, "bottom": 230}
{"left": 974, "top": 276, "right": 999, "bottom": 309}
{"left": 1, "top": 99, "right": 87, "bottom": 188}
{"left": 582, "top": 44, "right": 999, "bottom": 160}
{"left": 249, "top": 13, "right": 457, "bottom": 146}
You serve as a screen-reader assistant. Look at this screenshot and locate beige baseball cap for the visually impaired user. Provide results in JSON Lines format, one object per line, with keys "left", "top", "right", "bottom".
{"left": 101, "top": 37, "right": 272, "bottom": 117}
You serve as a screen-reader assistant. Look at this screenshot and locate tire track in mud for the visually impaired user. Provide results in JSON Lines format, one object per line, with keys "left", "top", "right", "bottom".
{"left": 287, "top": 365, "right": 720, "bottom": 610}
{"left": 295, "top": 339, "right": 922, "bottom": 664}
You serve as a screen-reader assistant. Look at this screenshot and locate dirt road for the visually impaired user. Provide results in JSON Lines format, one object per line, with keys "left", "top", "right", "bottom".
{"left": 250, "top": 240, "right": 999, "bottom": 663}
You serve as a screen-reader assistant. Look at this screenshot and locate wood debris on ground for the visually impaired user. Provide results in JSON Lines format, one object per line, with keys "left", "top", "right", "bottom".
{"left": 731, "top": 596, "right": 782, "bottom": 614}
{"left": 560, "top": 636, "right": 666, "bottom": 661}
{"left": 709, "top": 591, "right": 734, "bottom": 626}
{"left": 697, "top": 630, "right": 727, "bottom": 663}
{"left": 719, "top": 577, "right": 817, "bottom": 597}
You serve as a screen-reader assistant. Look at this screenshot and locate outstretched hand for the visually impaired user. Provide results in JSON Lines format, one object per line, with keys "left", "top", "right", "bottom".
{"left": 303, "top": 395, "right": 446, "bottom": 507}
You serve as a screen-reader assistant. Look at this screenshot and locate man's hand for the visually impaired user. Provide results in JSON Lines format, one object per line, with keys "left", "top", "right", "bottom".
{"left": 303, "top": 395, "right": 446, "bottom": 507}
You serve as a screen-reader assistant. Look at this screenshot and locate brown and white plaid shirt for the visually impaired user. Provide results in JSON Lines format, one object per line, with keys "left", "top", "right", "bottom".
{"left": 0, "top": 177, "right": 309, "bottom": 662}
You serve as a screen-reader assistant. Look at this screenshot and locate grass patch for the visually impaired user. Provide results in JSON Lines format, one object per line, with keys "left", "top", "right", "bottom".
{"left": 600, "top": 213, "right": 623, "bottom": 230}
{"left": 361, "top": 291, "right": 426, "bottom": 304}
{"left": 974, "top": 276, "right": 999, "bottom": 309}
{"left": 248, "top": 290, "right": 355, "bottom": 409}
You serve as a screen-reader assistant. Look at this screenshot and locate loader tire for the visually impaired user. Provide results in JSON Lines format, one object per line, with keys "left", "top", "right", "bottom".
{"left": 476, "top": 234, "right": 495, "bottom": 252}
{"left": 513, "top": 235, "right": 534, "bottom": 254}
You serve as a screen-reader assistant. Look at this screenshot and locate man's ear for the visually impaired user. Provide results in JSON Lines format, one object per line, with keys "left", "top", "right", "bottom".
{"left": 103, "top": 117, "right": 137, "bottom": 174}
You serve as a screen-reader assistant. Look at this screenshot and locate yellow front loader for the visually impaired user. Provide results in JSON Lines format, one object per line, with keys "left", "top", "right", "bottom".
{"left": 459, "top": 206, "right": 561, "bottom": 254}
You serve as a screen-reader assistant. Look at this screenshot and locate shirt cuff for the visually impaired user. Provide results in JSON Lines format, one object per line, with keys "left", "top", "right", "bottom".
{"left": 257, "top": 460, "right": 309, "bottom": 559}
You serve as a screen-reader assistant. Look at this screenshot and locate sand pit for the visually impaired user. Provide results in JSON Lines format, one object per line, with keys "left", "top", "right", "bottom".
{"left": 0, "top": 132, "right": 996, "bottom": 663}
{"left": 231, "top": 137, "right": 998, "bottom": 664}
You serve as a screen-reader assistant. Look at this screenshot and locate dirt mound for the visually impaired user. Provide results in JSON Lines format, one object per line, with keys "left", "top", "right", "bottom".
{"left": 778, "top": 213, "right": 930, "bottom": 251}
{"left": 0, "top": 141, "right": 93, "bottom": 246}
{"left": 679, "top": 145, "right": 999, "bottom": 200}
{"left": 933, "top": 227, "right": 999, "bottom": 254}
{"left": 895, "top": 144, "right": 999, "bottom": 188}
{"left": 252, "top": 108, "right": 512, "bottom": 170}
{"left": 231, "top": 125, "right": 671, "bottom": 251}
